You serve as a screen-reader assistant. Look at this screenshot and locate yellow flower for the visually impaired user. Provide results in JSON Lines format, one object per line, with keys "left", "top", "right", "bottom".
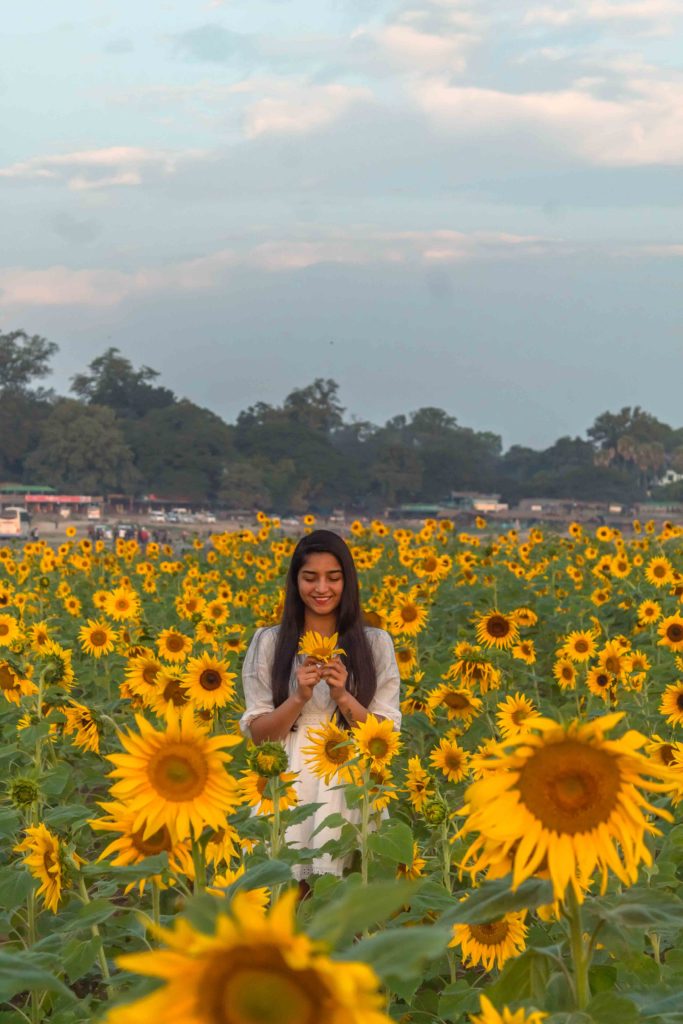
{"left": 474, "top": 609, "right": 519, "bottom": 650}
{"left": 427, "top": 684, "right": 483, "bottom": 724}
{"left": 495, "top": 694, "right": 541, "bottom": 738}
{"left": 297, "top": 631, "right": 345, "bottom": 663}
{"left": 104, "top": 586, "right": 140, "bottom": 621}
{"left": 450, "top": 910, "right": 527, "bottom": 971}
{"left": 645, "top": 556, "right": 674, "bottom": 587}
{"left": 157, "top": 628, "right": 194, "bottom": 663}
{"left": 659, "top": 681, "right": 683, "bottom": 726}
{"left": 459, "top": 714, "right": 677, "bottom": 902}
{"left": 240, "top": 769, "right": 299, "bottom": 815}
{"left": 62, "top": 701, "right": 102, "bottom": 753}
{"left": 90, "top": 800, "right": 193, "bottom": 893}
{"left": 429, "top": 739, "right": 470, "bottom": 782}
{"left": 302, "top": 719, "right": 356, "bottom": 784}
{"left": 469, "top": 995, "right": 546, "bottom": 1024}
{"left": 78, "top": 619, "right": 118, "bottom": 658}
{"left": 352, "top": 714, "right": 400, "bottom": 767}
{"left": 561, "top": 630, "right": 597, "bottom": 663}
{"left": 396, "top": 841, "right": 427, "bottom": 880}
{"left": 102, "top": 891, "right": 392, "bottom": 1024}
{"left": 658, "top": 613, "right": 683, "bottom": 651}
{"left": 183, "top": 653, "right": 236, "bottom": 710}
{"left": 14, "top": 824, "right": 64, "bottom": 913}
{"left": 107, "top": 707, "right": 242, "bottom": 841}
{"left": 388, "top": 598, "right": 429, "bottom": 636}
{"left": 0, "top": 614, "right": 20, "bottom": 646}
{"left": 0, "top": 660, "right": 36, "bottom": 704}
{"left": 404, "top": 755, "right": 433, "bottom": 809}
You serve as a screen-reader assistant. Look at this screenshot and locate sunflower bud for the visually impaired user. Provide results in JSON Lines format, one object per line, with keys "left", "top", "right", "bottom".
{"left": 247, "top": 741, "right": 288, "bottom": 778}
{"left": 422, "top": 796, "right": 448, "bottom": 827}
{"left": 8, "top": 776, "right": 41, "bottom": 810}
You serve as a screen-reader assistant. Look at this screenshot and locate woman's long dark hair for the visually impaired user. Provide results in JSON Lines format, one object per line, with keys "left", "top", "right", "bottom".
{"left": 271, "top": 530, "right": 376, "bottom": 719}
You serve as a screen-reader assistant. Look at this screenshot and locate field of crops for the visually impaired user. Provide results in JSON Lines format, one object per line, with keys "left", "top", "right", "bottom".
{"left": 2, "top": 514, "right": 683, "bottom": 1024}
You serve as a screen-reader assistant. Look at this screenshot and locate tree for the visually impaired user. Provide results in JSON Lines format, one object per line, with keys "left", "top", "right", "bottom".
{"left": 219, "top": 460, "right": 272, "bottom": 509}
{"left": 127, "top": 400, "right": 233, "bottom": 501}
{"left": 25, "top": 400, "right": 139, "bottom": 494}
{"left": 71, "top": 348, "right": 175, "bottom": 419}
{"left": 283, "top": 378, "right": 344, "bottom": 434}
{"left": 0, "top": 329, "right": 58, "bottom": 394}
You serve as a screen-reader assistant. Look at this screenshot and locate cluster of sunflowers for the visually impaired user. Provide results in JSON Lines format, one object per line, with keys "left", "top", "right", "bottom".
{"left": 2, "top": 513, "right": 683, "bottom": 1023}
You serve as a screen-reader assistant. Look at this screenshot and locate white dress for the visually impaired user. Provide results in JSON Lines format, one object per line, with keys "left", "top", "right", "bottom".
{"left": 239, "top": 626, "right": 402, "bottom": 880}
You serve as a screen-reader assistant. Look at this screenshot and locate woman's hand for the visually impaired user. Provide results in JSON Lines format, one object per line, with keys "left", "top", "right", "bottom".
{"left": 320, "top": 657, "right": 348, "bottom": 701}
{"left": 295, "top": 656, "right": 321, "bottom": 704}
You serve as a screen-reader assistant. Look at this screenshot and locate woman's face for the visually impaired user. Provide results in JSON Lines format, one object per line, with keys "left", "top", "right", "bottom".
{"left": 297, "top": 552, "right": 344, "bottom": 619}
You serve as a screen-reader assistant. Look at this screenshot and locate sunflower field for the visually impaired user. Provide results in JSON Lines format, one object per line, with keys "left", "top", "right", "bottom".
{"left": 3, "top": 514, "right": 683, "bottom": 1024}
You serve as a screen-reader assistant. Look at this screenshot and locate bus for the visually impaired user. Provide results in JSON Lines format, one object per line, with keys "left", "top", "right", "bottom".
{"left": 0, "top": 506, "right": 31, "bottom": 539}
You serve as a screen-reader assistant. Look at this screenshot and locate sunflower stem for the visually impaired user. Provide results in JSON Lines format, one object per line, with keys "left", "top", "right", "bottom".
{"left": 77, "top": 877, "right": 111, "bottom": 985}
{"left": 151, "top": 879, "right": 161, "bottom": 928}
{"left": 26, "top": 888, "right": 39, "bottom": 1024}
{"left": 360, "top": 764, "right": 371, "bottom": 886}
{"left": 191, "top": 830, "right": 207, "bottom": 893}
{"left": 269, "top": 776, "right": 284, "bottom": 903}
{"left": 566, "top": 887, "right": 590, "bottom": 1011}
{"left": 441, "top": 818, "right": 452, "bottom": 893}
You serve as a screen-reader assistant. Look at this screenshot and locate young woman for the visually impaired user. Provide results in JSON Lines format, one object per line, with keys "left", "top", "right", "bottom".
{"left": 239, "top": 529, "right": 401, "bottom": 880}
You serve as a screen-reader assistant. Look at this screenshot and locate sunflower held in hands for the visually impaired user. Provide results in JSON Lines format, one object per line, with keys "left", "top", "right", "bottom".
{"left": 298, "top": 630, "right": 345, "bottom": 663}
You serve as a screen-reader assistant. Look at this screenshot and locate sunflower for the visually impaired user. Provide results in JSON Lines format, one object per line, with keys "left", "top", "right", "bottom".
{"left": 638, "top": 599, "right": 661, "bottom": 624}
{"left": 459, "top": 713, "right": 677, "bottom": 901}
{"left": 207, "top": 866, "right": 269, "bottom": 910}
{"left": 0, "top": 614, "right": 20, "bottom": 647}
{"left": 297, "top": 631, "right": 345, "bottom": 663}
{"left": 469, "top": 995, "right": 546, "bottom": 1024}
{"left": 183, "top": 653, "right": 236, "bottom": 710}
{"left": 658, "top": 613, "right": 683, "bottom": 651}
{"left": 240, "top": 769, "right": 298, "bottom": 815}
{"left": 396, "top": 842, "right": 427, "bottom": 880}
{"left": 62, "top": 701, "right": 102, "bottom": 754}
{"left": 511, "top": 639, "right": 536, "bottom": 664}
{"left": 101, "top": 890, "right": 392, "bottom": 1024}
{"left": 496, "top": 694, "right": 541, "bottom": 738}
{"left": 78, "top": 619, "right": 118, "bottom": 659}
{"left": 400, "top": 677, "right": 435, "bottom": 721}
{"left": 474, "top": 610, "right": 519, "bottom": 650}
{"left": 14, "top": 824, "right": 64, "bottom": 913}
{"left": 450, "top": 910, "right": 527, "bottom": 972}
{"left": 447, "top": 643, "right": 501, "bottom": 693}
{"left": 645, "top": 556, "right": 674, "bottom": 588}
{"left": 41, "top": 640, "right": 75, "bottom": 691}
{"left": 28, "top": 621, "right": 52, "bottom": 653}
{"left": 395, "top": 644, "right": 418, "bottom": 679}
{"left": 105, "top": 586, "right": 141, "bottom": 621}
{"left": 107, "top": 707, "right": 242, "bottom": 841}
{"left": 0, "top": 660, "right": 36, "bottom": 704}
{"left": 302, "top": 719, "right": 355, "bottom": 784}
{"left": 561, "top": 630, "right": 597, "bottom": 663}
{"left": 352, "top": 714, "right": 400, "bottom": 767}
{"left": 511, "top": 607, "right": 538, "bottom": 628}
{"left": 404, "top": 756, "right": 433, "bottom": 810}
{"left": 157, "top": 628, "right": 194, "bottom": 663}
{"left": 125, "top": 652, "right": 164, "bottom": 702}
{"left": 659, "top": 682, "right": 683, "bottom": 726}
{"left": 427, "top": 684, "right": 483, "bottom": 725}
{"left": 429, "top": 738, "right": 469, "bottom": 782}
{"left": 90, "top": 800, "right": 193, "bottom": 891}
{"left": 388, "top": 598, "right": 429, "bottom": 636}
{"left": 598, "top": 640, "right": 631, "bottom": 681}
{"left": 584, "top": 669, "right": 613, "bottom": 706}
{"left": 552, "top": 657, "right": 577, "bottom": 690}
{"left": 148, "top": 671, "right": 193, "bottom": 716}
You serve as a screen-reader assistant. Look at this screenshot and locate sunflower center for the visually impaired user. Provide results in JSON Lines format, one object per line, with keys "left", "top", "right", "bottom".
{"left": 561, "top": 666, "right": 574, "bottom": 680}
{"left": 165, "top": 634, "right": 186, "bottom": 652}
{"left": 131, "top": 824, "right": 173, "bottom": 856}
{"left": 368, "top": 737, "right": 389, "bottom": 758}
{"left": 659, "top": 743, "right": 675, "bottom": 765}
{"left": 653, "top": 565, "right": 667, "bottom": 578}
{"left": 677, "top": 693, "right": 683, "bottom": 711}
{"left": 511, "top": 708, "right": 529, "bottom": 725}
{"left": 205, "top": 953, "right": 326, "bottom": 1024}
{"left": 445, "top": 751, "right": 463, "bottom": 770}
{"left": 594, "top": 673, "right": 610, "bottom": 688}
{"left": 444, "top": 692, "right": 470, "bottom": 710}
{"left": 574, "top": 639, "right": 589, "bottom": 653}
{"left": 667, "top": 624, "right": 683, "bottom": 643}
{"left": 142, "top": 664, "right": 160, "bottom": 685}
{"left": 0, "top": 664, "right": 18, "bottom": 690}
{"left": 324, "top": 739, "right": 349, "bottom": 764}
{"left": 200, "top": 669, "right": 223, "bottom": 691}
{"left": 90, "top": 630, "right": 108, "bottom": 647}
{"left": 149, "top": 744, "right": 209, "bottom": 801}
{"left": 486, "top": 616, "right": 511, "bottom": 638}
{"left": 423, "top": 557, "right": 438, "bottom": 572}
{"left": 163, "top": 678, "right": 189, "bottom": 705}
{"left": 0, "top": 623, "right": 9, "bottom": 636}
{"left": 401, "top": 605, "right": 419, "bottom": 623}
{"left": 518, "top": 739, "right": 621, "bottom": 834}
{"left": 604, "top": 656, "right": 621, "bottom": 674}
{"left": 468, "top": 920, "right": 510, "bottom": 946}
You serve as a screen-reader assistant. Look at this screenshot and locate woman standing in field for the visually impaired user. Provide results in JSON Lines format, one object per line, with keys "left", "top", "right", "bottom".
{"left": 239, "top": 529, "right": 401, "bottom": 881}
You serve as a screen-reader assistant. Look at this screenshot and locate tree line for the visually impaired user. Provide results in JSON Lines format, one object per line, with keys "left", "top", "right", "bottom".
{"left": 2, "top": 328, "right": 683, "bottom": 511}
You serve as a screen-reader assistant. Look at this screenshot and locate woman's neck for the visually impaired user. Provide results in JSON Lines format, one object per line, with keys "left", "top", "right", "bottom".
{"left": 303, "top": 611, "right": 337, "bottom": 636}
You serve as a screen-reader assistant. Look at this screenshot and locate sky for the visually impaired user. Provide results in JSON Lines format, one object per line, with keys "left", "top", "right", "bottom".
{"left": 2, "top": 0, "right": 683, "bottom": 450}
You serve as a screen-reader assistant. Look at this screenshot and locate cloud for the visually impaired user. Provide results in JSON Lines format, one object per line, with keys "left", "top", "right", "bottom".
{"left": 237, "top": 79, "right": 374, "bottom": 137}
{"left": 411, "top": 76, "right": 683, "bottom": 166}
{"left": 0, "top": 228, "right": 557, "bottom": 308}
{"left": 0, "top": 146, "right": 203, "bottom": 190}
{"left": 523, "top": 0, "right": 682, "bottom": 33}
{"left": 352, "top": 23, "right": 472, "bottom": 72}
{"left": 170, "top": 24, "right": 256, "bottom": 64}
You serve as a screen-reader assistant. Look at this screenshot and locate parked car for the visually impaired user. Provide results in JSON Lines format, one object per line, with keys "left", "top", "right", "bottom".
{"left": 149, "top": 509, "right": 166, "bottom": 522}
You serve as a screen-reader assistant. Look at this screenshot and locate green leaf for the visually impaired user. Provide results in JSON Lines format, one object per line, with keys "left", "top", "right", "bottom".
{"left": 585, "top": 993, "right": 639, "bottom": 1024}
{"left": 82, "top": 853, "right": 169, "bottom": 880}
{"left": 591, "top": 888, "right": 683, "bottom": 930}
{"left": 280, "top": 802, "right": 324, "bottom": 828}
{"left": 310, "top": 812, "right": 349, "bottom": 838}
{"left": 44, "top": 803, "right": 92, "bottom": 829}
{"left": 0, "top": 866, "right": 34, "bottom": 911}
{"left": 486, "top": 948, "right": 553, "bottom": 1005}
{"left": 222, "top": 859, "right": 292, "bottom": 897}
{"left": 0, "top": 806, "right": 20, "bottom": 837}
{"left": 0, "top": 950, "right": 75, "bottom": 1001}
{"left": 307, "top": 878, "right": 416, "bottom": 946}
{"left": 630, "top": 989, "right": 683, "bottom": 1021}
{"left": 367, "top": 820, "right": 414, "bottom": 865}
{"left": 62, "top": 938, "right": 100, "bottom": 982}
{"left": 439, "top": 876, "right": 554, "bottom": 927}
{"left": 65, "top": 897, "right": 118, "bottom": 928}
{"left": 339, "top": 925, "right": 450, "bottom": 986}
{"left": 438, "top": 979, "right": 482, "bottom": 1019}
